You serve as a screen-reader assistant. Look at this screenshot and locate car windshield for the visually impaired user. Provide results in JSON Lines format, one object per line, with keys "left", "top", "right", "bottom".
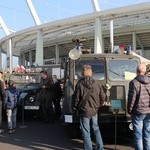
{"left": 9, "top": 73, "right": 41, "bottom": 84}
{"left": 108, "top": 60, "right": 138, "bottom": 80}
{"left": 75, "top": 60, "right": 105, "bottom": 80}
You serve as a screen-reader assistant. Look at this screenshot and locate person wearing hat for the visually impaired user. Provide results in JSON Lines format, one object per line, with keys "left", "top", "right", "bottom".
{"left": 4, "top": 80, "right": 19, "bottom": 134}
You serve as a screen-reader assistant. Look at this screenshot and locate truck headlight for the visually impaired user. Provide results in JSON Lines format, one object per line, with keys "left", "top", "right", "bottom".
{"left": 105, "top": 83, "right": 111, "bottom": 89}
{"left": 29, "top": 97, "right": 34, "bottom": 103}
{"left": 129, "top": 123, "right": 133, "bottom": 130}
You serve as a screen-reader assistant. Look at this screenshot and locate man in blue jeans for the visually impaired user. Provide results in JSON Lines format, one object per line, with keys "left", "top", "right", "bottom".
{"left": 128, "top": 64, "right": 150, "bottom": 150}
{"left": 72, "top": 65, "right": 105, "bottom": 150}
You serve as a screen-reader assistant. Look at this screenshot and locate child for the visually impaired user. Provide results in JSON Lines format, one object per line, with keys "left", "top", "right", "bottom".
{"left": 4, "top": 80, "right": 19, "bottom": 134}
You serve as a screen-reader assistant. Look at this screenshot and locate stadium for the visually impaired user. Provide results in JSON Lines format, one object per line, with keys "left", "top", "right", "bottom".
{"left": 0, "top": 1, "right": 150, "bottom": 72}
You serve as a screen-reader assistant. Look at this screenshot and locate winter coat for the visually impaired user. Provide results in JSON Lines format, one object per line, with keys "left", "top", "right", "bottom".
{"left": 0, "top": 80, "right": 5, "bottom": 101}
{"left": 4, "top": 87, "right": 19, "bottom": 109}
{"left": 72, "top": 76, "right": 106, "bottom": 117}
{"left": 39, "top": 77, "right": 55, "bottom": 104}
{"left": 128, "top": 75, "right": 150, "bottom": 115}
{"left": 52, "top": 80, "right": 63, "bottom": 100}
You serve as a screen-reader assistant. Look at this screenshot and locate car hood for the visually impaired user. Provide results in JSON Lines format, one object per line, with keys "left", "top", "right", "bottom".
{"left": 16, "top": 85, "right": 40, "bottom": 92}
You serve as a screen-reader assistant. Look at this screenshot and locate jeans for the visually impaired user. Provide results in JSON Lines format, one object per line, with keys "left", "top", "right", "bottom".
{"left": 6, "top": 108, "right": 17, "bottom": 130}
{"left": 80, "top": 114, "right": 104, "bottom": 150}
{"left": 132, "top": 114, "right": 150, "bottom": 150}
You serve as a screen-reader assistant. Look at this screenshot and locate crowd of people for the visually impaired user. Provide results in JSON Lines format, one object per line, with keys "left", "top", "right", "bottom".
{"left": 72, "top": 63, "right": 150, "bottom": 150}
{"left": 0, "top": 63, "right": 150, "bottom": 150}
{"left": 39, "top": 71, "right": 63, "bottom": 123}
{"left": 0, "top": 70, "right": 63, "bottom": 134}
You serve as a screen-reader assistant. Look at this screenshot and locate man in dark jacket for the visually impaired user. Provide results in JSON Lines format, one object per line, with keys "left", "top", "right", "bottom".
{"left": 128, "top": 64, "right": 150, "bottom": 150}
{"left": 39, "top": 71, "right": 54, "bottom": 123}
{"left": 52, "top": 75, "right": 63, "bottom": 119}
{"left": 0, "top": 71, "right": 5, "bottom": 131}
{"left": 72, "top": 65, "right": 105, "bottom": 150}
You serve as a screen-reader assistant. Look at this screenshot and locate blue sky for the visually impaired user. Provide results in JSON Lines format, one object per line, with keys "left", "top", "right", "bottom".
{"left": 0, "top": 0, "right": 149, "bottom": 37}
{"left": 0, "top": 0, "right": 150, "bottom": 68}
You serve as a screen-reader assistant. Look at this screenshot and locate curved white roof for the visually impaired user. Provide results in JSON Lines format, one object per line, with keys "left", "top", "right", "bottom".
{"left": 0, "top": 2, "right": 150, "bottom": 56}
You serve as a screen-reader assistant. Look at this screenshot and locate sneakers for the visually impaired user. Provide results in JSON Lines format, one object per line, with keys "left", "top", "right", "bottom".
{"left": 0, "top": 129, "right": 4, "bottom": 133}
{"left": 8, "top": 129, "right": 13, "bottom": 134}
{"left": 8, "top": 128, "right": 15, "bottom": 134}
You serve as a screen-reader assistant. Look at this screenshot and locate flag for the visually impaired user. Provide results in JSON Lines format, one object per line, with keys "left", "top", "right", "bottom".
{"left": 16, "top": 65, "right": 21, "bottom": 71}
{"left": 20, "top": 65, "right": 25, "bottom": 71}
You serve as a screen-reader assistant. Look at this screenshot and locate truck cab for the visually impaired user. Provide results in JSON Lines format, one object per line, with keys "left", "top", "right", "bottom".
{"left": 62, "top": 52, "right": 140, "bottom": 137}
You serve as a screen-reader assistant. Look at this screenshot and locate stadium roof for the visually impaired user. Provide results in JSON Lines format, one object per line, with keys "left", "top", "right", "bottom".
{"left": 0, "top": 2, "right": 150, "bottom": 56}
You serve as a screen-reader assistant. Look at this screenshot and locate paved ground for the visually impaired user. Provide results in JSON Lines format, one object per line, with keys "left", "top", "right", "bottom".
{"left": 0, "top": 119, "right": 134, "bottom": 150}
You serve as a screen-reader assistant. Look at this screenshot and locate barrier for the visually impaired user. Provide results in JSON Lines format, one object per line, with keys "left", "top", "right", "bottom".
{"left": 111, "top": 99, "right": 122, "bottom": 150}
{"left": 19, "top": 93, "right": 28, "bottom": 128}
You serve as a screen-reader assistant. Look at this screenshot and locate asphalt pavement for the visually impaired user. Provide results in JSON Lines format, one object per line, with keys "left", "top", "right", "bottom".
{"left": 0, "top": 119, "right": 84, "bottom": 150}
{"left": 0, "top": 118, "right": 134, "bottom": 150}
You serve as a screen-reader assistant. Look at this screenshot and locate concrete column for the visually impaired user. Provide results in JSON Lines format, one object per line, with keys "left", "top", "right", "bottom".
{"left": 110, "top": 20, "right": 114, "bottom": 53}
{"left": 25, "top": 54, "right": 28, "bottom": 66}
{"left": 35, "top": 29, "right": 43, "bottom": 66}
{"left": 132, "top": 32, "right": 136, "bottom": 52}
{"left": 0, "top": 48, "right": 2, "bottom": 70}
{"left": 29, "top": 50, "right": 33, "bottom": 66}
{"left": 22, "top": 53, "right": 25, "bottom": 66}
{"left": 91, "top": 0, "right": 100, "bottom": 12}
{"left": 18, "top": 55, "right": 23, "bottom": 66}
{"left": 26, "top": 0, "right": 41, "bottom": 25}
{"left": 6, "top": 39, "right": 13, "bottom": 73}
{"left": 102, "top": 37, "right": 105, "bottom": 53}
{"left": 94, "top": 17, "right": 103, "bottom": 54}
{"left": 55, "top": 44, "right": 59, "bottom": 64}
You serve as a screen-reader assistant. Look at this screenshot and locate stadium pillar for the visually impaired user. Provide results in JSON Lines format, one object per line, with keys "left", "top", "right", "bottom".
{"left": 35, "top": 29, "right": 43, "bottom": 66}
{"left": 55, "top": 44, "right": 59, "bottom": 64}
{"left": 7, "top": 39, "right": 13, "bottom": 73}
{"left": 29, "top": 50, "right": 33, "bottom": 66}
{"left": 132, "top": 32, "right": 136, "bottom": 52}
{"left": 94, "top": 17, "right": 103, "bottom": 54}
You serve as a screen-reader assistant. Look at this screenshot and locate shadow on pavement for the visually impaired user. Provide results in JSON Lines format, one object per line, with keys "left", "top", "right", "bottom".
{"left": 0, "top": 119, "right": 84, "bottom": 150}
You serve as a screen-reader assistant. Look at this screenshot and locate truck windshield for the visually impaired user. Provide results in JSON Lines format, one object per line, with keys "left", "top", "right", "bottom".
{"left": 75, "top": 60, "right": 105, "bottom": 80}
{"left": 108, "top": 60, "right": 138, "bottom": 80}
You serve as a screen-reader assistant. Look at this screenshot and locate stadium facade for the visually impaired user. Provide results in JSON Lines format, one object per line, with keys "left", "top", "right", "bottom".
{"left": 0, "top": 1, "right": 150, "bottom": 72}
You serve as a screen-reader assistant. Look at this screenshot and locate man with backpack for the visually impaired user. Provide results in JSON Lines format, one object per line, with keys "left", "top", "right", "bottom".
{"left": 128, "top": 64, "right": 150, "bottom": 150}
{"left": 3, "top": 80, "right": 19, "bottom": 134}
{"left": 72, "top": 65, "right": 105, "bottom": 150}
